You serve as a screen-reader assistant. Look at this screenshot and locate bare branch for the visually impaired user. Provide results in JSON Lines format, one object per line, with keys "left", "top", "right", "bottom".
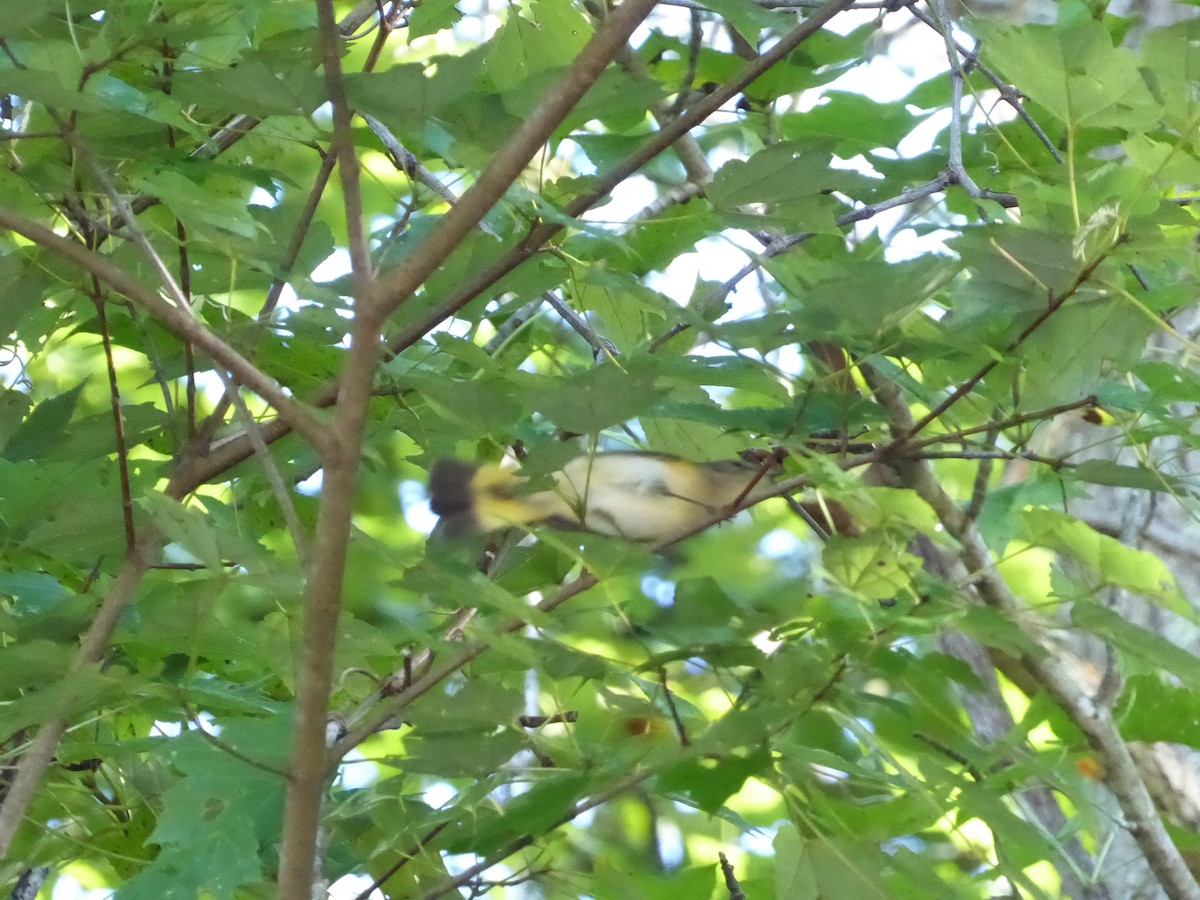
{"left": 719, "top": 853, "right": 746, "bottom": 900}
{"left": 0, "top": 548, "right": 154, "bottom": 856}
{"left": 907, "top": 3, "right": 1063, "bottom": 164}
{"left": 275, "top": 1, "right": 381, "bottom": 894}
{"left": 0, "top": 208, "right": 332, "bottom": 452}
{"left": 369, "top": 0, "right": 665, "bottom": 320}
{"left": 898, "top": 237, "right": 1126, "bottom": 443}
{"left": 380, "top": 0, "right": 856, "bottom": 351}
{"left": 870, "top": 374, "right": 1200, "bottom": 900}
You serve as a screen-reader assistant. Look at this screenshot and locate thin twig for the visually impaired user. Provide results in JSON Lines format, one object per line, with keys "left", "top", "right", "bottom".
{"left": 93, "top": 293, "right": 137, "bottom": 553}
{"left": 907, "top": 3, "right": 1063, "bottom": 164}
{"left": 0, "top": 207, "right": 332, "bottom": 453}
{"left": 199, "top": 150, "right": 338, "bottom": 445}
{"left": 224, "top": 378, "right": 310, "bottom": 566}
{"left": 0, "top": 548, "right": 155, "bottom": 856}
{"left": 719, "top": 852, "right": 746, "bottom": 900}
{"left": 362, "top": 112, "right": 462, "bottom": 206}
{"left": 668, "top": 8, "right": 704, "bottom": 119}
{"left": 416, "top": 769, "right": 655, "bottom": 900}
{"left": 350, "top": 822, "right": 451, "bottom": 900}
{"left": 894, "top": 239, "right": 1124, "bottom": 444}
{"left": 518, "top": 712, "right": 580, "bottom": 727}
{"left": 368, "top": 0, "right": 665, "bottom": 319}
{"left": 180, "top": 700, "right": 289, "bottom": 778}
{"left": 904, "top": 395, "right": 1097, "bottom": 451}
{"left": 648, "top": 172, "right": 968, "bottom": 351}
{"left": 871, "top": 376, "right": 1200, "bottom": 900}
{"left": 658, "top": 669, "right": 691, "bottom": 747}
{"left": 365, "top": 113, "right": 618, "bottom": 357}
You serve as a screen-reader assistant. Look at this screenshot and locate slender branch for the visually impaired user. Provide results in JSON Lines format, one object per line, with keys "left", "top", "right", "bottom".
{"left": 365, "top": 115, "right": 618, "bottom": 357}
{"left": 416, "top": 769, "right": 655, "bottom": 900}
{"left": 362, "top": 112, "right": 462, "bottom": 206}
{"left": 349, "top": 821, "right": 451, "bottom": 900}
{"left": 0, "top": 547, "right": 155, "bottom": 856}
{"left": 659, "top": 668, "right": 691, "bottom": 747}
{"left": 904, "top": 395, "right": 1097, "bottom": 452}
{"left": 897, "top": 236, "right": 1126, "bottom": 443}
{"left": 897, "top": 448, "right": 1070, "bottom": 467}
{"left": 929, "top": 1, "right": 987, "bottom": 201}
{"left": 93, "top": 294, "right": 137, "bottom": 553}
{"left": 224, "top": 377, "right": 310, "bottom": 566}
{"left": 649, "top": 172, "right": 968, "bottom": 351}
{"left": 380, "top": 0, "right": 856, "bottom": 352}
{"left": 199, "top": 149, "right": 338, "bottom": 445}
{"left": 719, "top": 852, "right": 746, "bottom": 900}
{"left": 368, "top": 0, "right": 664, "bottom": 320}
{"left": 906, "top": 3, "right": 1063, "bottom": 164}
{"left": 275, "top": 1, "right": 379, "bottom": 895}
{"left": 870, "top": 375, "right": 1200, "bottom": 900}
{"left": 667, "top": 8, "right": 704, "bottom": 119}
{"left": 0, "top": 208, "right": 332, "bottom": 452}
{"left": 180, "top": 700, "right": 289, "bottom": 778}
{"left": 322, "top": 17, "right": 372, "bottom": 291}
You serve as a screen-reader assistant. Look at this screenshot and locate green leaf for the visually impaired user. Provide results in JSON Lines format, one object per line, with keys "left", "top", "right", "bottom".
{"left": 344, "top": 51, "right": 483, "bottom": 125}
{"left": 823, "top": 534, "right": 922, "bottom": 602}
{"left": 171, "top": 51, "right": 325, "bottom": 117}
{"left": 128, "top": 167, "right": 265, "bottom": 240}
{"left": 1072, "top": 602, "right": 1200, "bottom": 687}
{"left": 1021, "top": 293, "right": 1154, "bottom": 409}
{"left": 123, "top": 721, "right": 286, "bottom": 899}
{"left": 1069, "top": 460, "right": 1175, "bottom": 491}
{"left": 979, "top": 21, "right": 1159, "bottom": 129}
{"left": 1140, "top": 21, "right": 1200, "bottom": 133}
{"left": 444, "top": 773, "right": 591, "bottom": 855}
{"left": 779, "top": 91, "right": 921, "bottom": 155}
{"left": 0, "top": 570, "right": 70, "bottom": 612}
{"left": 775, "top": 826, "right": 819, "bottom": 900}
{"left": 1019, "top": 508, "right": 1182, "bottom": 605}
{"left": 408, "top": 0, "right": 464, "bottom": 37}
{"left": 484, "top": 0, "right": 592, "bottom": 92}
{"left": 656, "top": 748, "right": 770, "bottom": 813}
{"left": 709, "top": 142, "right": 833, "bottom": 209}
{"left": 1116, "top": 674, "right": 1200, "bottom": 747}
{"left": 525, "top": 364, "right": 663, "bottom": 434}
{"left": 409, "top": 375, "right": 525, "bottom": 437}
{"left": 138, "top": 495, "right": 224, "bottom": 572}
{"left": 3, "top": 383, "right": 85, "bottom": 462}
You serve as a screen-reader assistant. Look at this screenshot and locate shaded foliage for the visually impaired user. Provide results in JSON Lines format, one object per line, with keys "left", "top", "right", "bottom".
{"left": 0, "top": 0, "right": 1199, "bottom": 897}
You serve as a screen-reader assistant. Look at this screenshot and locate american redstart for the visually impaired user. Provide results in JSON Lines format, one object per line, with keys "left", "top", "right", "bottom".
{"left": 428, "top": 451, "right": 781, "bottom": 543}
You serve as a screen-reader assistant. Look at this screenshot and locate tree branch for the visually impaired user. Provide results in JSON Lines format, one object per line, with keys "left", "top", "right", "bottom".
{"left": 380, "top": 0, "right": 857, "bottom": 352}
{"left": 275, "top": 1, "right": 380, "bottom": 894}
{"left": 0, "top": 547, "right": 154, "bottom": 857}
{"left": 870, "top": 373, "right": 1200, "bottom": 900}
{"left": 0, "top": 208, "right": 332, "bottom": 453}
{"left": 368, "top": 0, "right": 664, "bottom": 320}
{"left": 897, "top": 236, "right": 1126, "bottom": 443}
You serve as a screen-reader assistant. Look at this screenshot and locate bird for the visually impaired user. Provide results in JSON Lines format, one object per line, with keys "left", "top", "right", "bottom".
{"left": 428, "top": 450, "right": 781, "bottom": 543}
